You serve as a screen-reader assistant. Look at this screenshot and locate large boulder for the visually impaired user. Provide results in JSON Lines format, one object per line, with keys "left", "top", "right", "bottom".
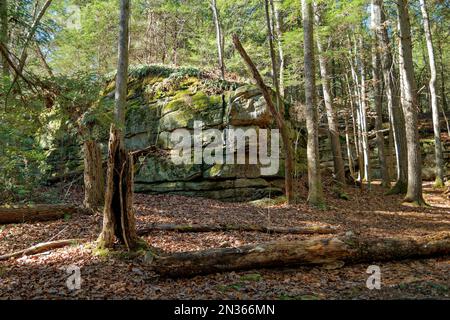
{"left": 102, "top": 65, "right": 285, "bottom": 201}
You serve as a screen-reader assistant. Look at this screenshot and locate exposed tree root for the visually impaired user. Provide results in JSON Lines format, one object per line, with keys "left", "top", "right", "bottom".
{"left": 136, "top": 223, "right": 337, "bottom": 236}
{"left": 0, "top": 239, "right": 85, "bottom": 261}
{"left": 386, "top": 180, "right": 408, "bottom": 195}
{"left": 145, "top": 232, "right": 450, "bottom": 277}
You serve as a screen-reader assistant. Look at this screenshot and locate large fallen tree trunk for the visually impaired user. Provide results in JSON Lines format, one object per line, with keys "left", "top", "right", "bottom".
{"left": 146, "top": 232, "right": 450, "bottom": 277}
{"left": 0, "top": 204, "right": 83, "bottom": 224}
{"left": 137, "top": 223, "right": 337, "bottom": 235}
{"left": 0, "top": 239, "right": 85, "bottom": 261}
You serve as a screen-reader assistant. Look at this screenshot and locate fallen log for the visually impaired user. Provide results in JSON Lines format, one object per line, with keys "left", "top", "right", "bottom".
{"left": 136, "top": 223, "right": 337, "bottom": 235}
{"left": 0, "top": 239, "right": 85, "bottom": 261}
{"left": 0, "top": 204, "right": 82, "bottom": 224}
{"left": 145, "top": 232, "right": 450, "bottom": 277}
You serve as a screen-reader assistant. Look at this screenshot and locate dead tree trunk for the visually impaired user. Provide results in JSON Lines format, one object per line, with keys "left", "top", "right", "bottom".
{"left": 137, "top": 223, "right": 337, "bottom": 235}
{"left": 0, "top": 239, "right": 85, "bottom": 261}
{"left": 0, "top": 204, "right": 82, "bottom": 224}
{"left": 146, "top": 233, "right": 450, "bottom": 277}
{"left": 97, "top": 0, "right": 138, "bottom": 250}
{"left": 83, "top": 140, "right": 105, "bottom": 211}
{"left": 232, "top": 34, "right": 294, "bottom": 204}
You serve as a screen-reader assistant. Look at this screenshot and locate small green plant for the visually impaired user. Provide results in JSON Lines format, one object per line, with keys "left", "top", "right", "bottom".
{"left": 240, "top": 273, "right": 262, "bottom": 282}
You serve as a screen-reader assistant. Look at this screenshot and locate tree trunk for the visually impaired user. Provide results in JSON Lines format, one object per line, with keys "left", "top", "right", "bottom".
{"left": 373, "top": 0, "right": 408, "bottom": 194}
{"left": 98, "top": 0, "right": 138, "bottom": 250}
{"left": 137, "top": 223, "right": 337, "bottom": 235}
{"left": 264, "top": 0, "right": 283, "bottom": 115}
{"left": 370, "top": 1, "right": 390, "bottom": 187}
{"left": 397, "top": 0, "right": 425, "bottom": 205}
{"left": 0, "top": 204, "right": 82, "bottom": 224}
{"left": 232, "top": 35, "right": 294, "bottom": 204}
{"left": 270, "top": 0, "right": 285, "bottom": 98}
{"left": 146, "top": 232, "right": 450, "bottom": 277}
{"left": 348, "top": 51, "right": 365, "bottom": 184}
{"left": 303, "top": 0, "right": 323, "bottom": 206}
{"left": 83, "top": 140, "right": 105, "bottom": 211}
{"left": 210, "top": 0, "right": 225, "bottom": 79}
{"left": 371, "top": 48, "right": 389, "bottom": 187}
{"left": 315, "top": 12, "right": 346, "bottom": 185}
{"left": 358, "top": 38, "right": 371, "bottom": 187}
{"left": 419, "top": 0, "right": 444, "bottom": 188}
{"left": 0, "top": 239, "right": 85, "bottom": 261}
{"left": 0, "top": 0, "right": 9, "bottom": 77}
{"left": 344, "top": 111, "right": 355, "bottom": 178}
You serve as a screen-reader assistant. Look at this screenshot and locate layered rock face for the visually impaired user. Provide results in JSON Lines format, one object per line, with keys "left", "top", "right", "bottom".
{"left": 105, "top": 66, "right": 285, "bottom": 201}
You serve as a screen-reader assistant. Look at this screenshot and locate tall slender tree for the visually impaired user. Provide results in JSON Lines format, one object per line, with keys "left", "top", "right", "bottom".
{"left": 211, "top": 0, "right": 225, "bottom": 79}
{"left": 370, "top": 0, "right": 389, "bottom": 188}
{"left": 373, "top": 0, "right": 408, "bottom": 194}
{"left": 397, "top": 0, "right": 425, "bottom": 205}
{"left": 314, "top": 6, "right": 346, "bottom": 185}
{"left": 98, "top": 0, "right": 138, "bottom": 250}
{"left": 0, "top": 0, "right": 9, "bottom": 77}
{"left": 264, "top": 0, "right": 283, "bottom": 115}
{"left": 270, "top": 0, "right": 285, "bottom": 98}
{"left": 419, "top": 0, "right": 444, "bottom": 188}
{"left": 302, "top": 0, "right": 323, "bottom": 206}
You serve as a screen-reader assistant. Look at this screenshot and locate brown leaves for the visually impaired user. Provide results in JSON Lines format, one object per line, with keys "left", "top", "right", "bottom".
{"left": 0, "top": 181, "right": 449, "bottom": 299}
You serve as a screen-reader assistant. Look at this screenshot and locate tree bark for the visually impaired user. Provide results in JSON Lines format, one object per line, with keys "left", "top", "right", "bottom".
{"left": 0, "top": 204, "right": 82, "bottom": 224}
{"left": 358, "top": 38, "right": 371, "bottom": 187}
{"left": 83, "top": 140, "right": 105, "bottom": 211}
{"left": 344, "top": 111, "right": 355, "bottom": 178}
{"left": 270, "top": 0, "right": 285, "bottom": 98}
{"left": 419, "top": 0, "right": 444, "bottom": 187}
{"left": 232, "top": 34, "right": 294, "bottom": 204}
{"left": 348, "top": 50, "right": 365, "bottom": 184}
{"left": 146, "top": 232, "right": 450, "bottom": 277}
{"left": 373, "top": 0, "right": 408, "bottom": 194}
{"left": 264, "top": 0, "right": 283, "bottom": 115}
{"left": 397, "top": 0, "right": 425, "bottom": 205}
{"left": 315, "top": 10, "right": 346, "bottom": 185}
{"left": 211, "top": 0, "right": 225, "bottom": 79}
{"left": 137, "top": 223, "right": 337, "bottom": 235}
{"left": 302, "top": 0, "right": 323, "bottom": 206}
{"left": 98, "top": 0, "right": 138, "bottom": 250}
{"left": 0, "top": 0, "right": 9, "bottom": 77}
{"left": 0, "top": 239, "right": 85, "bottom": 261}
{"left": 370, "top": 1, "right": 389, "bottom": 187}
{"left": 371, "top": 48, "right": 389, "bottom": 187}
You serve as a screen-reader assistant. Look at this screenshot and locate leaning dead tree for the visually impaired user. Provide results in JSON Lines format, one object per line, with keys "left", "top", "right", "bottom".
{"left": 232, "top": 34, "right": 294, "bottom": 204}
{"left": 146, "top": 232, "right": 450, "bottom": 277}
{"left": 97, "top": 0, "right": 138, "bottom": 250}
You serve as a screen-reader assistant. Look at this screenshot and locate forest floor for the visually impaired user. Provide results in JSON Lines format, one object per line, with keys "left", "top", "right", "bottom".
{"left": 0, "top": 180, "right": 449, "bottom": 299}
